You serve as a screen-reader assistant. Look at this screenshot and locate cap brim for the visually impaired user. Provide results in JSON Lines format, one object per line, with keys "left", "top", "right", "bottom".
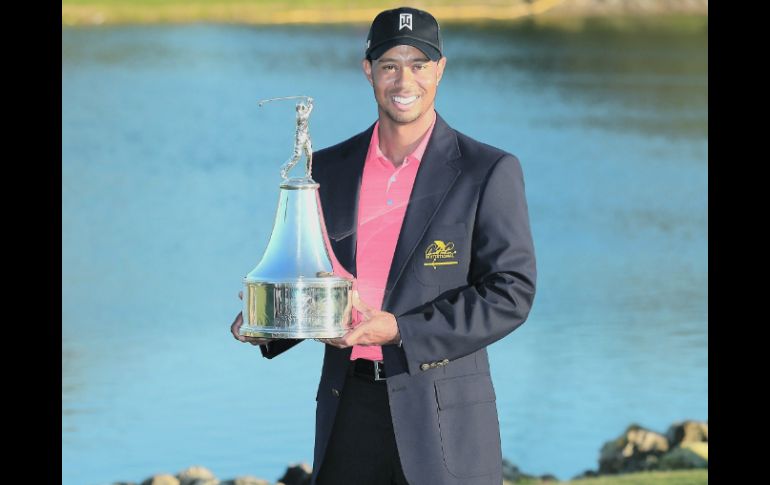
{"left": 367, "top": 37, "right": 442, "bottom": 62}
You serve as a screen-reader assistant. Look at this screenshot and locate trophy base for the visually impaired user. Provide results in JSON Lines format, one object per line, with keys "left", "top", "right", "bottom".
{"left": 239, "top": 326, "right": 349, "bottom": 339}
{"left": 241, "top": 278, "right": 353, "bottom": 340}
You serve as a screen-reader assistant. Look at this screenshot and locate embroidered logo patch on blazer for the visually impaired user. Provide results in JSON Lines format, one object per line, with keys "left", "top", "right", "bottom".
{"left": 424, "top": 240, "right": 458, "bottom": 269}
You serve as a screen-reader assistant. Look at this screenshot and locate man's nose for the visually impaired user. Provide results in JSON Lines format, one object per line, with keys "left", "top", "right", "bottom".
{"left": 394, "top": 67, "right": 415, "bottom": 87}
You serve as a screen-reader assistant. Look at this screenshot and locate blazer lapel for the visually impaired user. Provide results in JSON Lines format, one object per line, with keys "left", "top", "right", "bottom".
{"left": 383, "top": 114, "right": 462, "bottom": 300}
{"left": 319, "top": 124, "right": 374, "bottom": 277}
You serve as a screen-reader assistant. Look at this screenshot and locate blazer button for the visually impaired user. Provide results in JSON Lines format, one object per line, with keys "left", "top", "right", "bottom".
{"left": 332, "top": 388, "right": 340, "bottom": 397}
{"left": 420, "top": 363, "right": 430, "bottom": 371}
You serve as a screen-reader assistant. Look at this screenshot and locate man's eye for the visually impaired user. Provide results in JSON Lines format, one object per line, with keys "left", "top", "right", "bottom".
{"left": 414, "top": 64, "right": 427, "bottom": 70}
{"left": 383, "top": 65, "right": 397, "bottom": 71}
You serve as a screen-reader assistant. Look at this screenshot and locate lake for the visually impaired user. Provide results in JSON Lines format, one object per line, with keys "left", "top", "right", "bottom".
{"left": 62, "top": 19, "right": 708, "bottom": 485}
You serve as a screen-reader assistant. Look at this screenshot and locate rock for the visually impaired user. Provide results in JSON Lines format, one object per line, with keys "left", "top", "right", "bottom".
{"left": 665, "top": 420, "right": 708, "bottom": 447}
{"left": 682, "top": 441, "right": 708, "bottom": 461}
{"left": 177, "top": 466, "right": 217, "bottom": 485}
{"left": 277, "top": 463, "right": 312, "bottom": 485}
{"left": 141, "top": 475, "right": 180, "bottom": 485}
{"left": 599, "top": 424, "right": 669, "bottom": 474}
{"left": 220, "top": 478, "right": 271, "bottom": 485}
{"left": 659, "top": 442, "right": 708, "bottom": 470}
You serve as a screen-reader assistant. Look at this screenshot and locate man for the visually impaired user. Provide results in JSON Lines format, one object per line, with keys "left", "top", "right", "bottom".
{"left": 230, "top": 7, "right": 537, "bottom": 485}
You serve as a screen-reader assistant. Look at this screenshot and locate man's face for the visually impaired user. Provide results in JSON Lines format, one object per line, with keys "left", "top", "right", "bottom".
{"left": 362, "top": 45, "right": 446, "bottom": 125}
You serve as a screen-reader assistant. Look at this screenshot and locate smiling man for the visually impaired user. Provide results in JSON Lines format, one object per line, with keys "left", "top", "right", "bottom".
{"left": 230, "top": 6, "right": 537, "bottom": 485}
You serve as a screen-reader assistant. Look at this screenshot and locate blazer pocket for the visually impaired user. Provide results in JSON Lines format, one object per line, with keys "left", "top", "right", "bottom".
{"left": 435, "top": 373, "right": 497, "bottom": 409}
{"left": 434, "top": 373, "right": 501, "bottom": 478}
{"left": 412, "top": 223, "right": 468, "bottom": 286}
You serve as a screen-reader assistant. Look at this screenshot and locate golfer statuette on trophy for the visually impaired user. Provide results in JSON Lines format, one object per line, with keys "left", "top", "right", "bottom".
{"left": 240, "top": 96, "right": 353, "bottom": 339}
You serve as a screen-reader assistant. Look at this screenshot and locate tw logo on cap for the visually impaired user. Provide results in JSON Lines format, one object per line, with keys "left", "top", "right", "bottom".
{"left": 399, "top": 13, "right": 413, "bottom": 31}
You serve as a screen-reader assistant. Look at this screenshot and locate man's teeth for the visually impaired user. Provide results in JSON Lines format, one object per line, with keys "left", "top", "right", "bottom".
{"left": 393, "top": 95, "right": 418, "bottom": 105}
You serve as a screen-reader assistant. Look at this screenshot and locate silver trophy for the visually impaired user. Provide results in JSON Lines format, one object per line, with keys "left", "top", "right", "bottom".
{"left": 240, "top": 96, "right": 353, "bottom": 339}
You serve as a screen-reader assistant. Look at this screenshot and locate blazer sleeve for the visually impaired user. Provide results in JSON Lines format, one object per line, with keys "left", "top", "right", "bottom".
{"left": 395, "top": 154, "right": 537, "bottom": 375}
{"left": 259, "top": 339, "right": 303, "bottom": 359}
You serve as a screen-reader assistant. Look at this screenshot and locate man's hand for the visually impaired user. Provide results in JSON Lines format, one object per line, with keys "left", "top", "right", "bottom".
{"left": 230, "top": 290, "right": 274, "bottom": 346}
{"left": 319, "top": 291, "right": 401, "bottom": 348}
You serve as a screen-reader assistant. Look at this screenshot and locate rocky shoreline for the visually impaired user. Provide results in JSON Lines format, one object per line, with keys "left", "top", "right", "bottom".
{"left": 113, "top": 419, "right": 707, "bottom": 484}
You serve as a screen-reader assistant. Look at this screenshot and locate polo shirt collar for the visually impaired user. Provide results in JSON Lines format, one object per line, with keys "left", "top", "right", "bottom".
{"left": 368, "top": 111, "right": 437, "bottom": 170}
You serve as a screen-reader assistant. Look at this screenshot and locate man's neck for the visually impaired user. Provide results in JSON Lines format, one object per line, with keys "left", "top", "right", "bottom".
{"left": 377, "top": 109, "right": 436, "bottom": 168}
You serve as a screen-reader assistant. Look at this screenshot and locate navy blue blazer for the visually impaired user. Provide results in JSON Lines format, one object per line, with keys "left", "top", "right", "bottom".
{"left": 261, "top": 113, "right": 537, "bottom": 485}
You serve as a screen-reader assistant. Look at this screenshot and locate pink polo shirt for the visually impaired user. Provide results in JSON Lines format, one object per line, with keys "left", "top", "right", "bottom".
{"left": 348, "top": 112, "right": 437, "bottom": 362}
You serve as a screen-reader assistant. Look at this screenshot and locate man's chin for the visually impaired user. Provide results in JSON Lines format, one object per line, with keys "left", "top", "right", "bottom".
{"left": 384, "top": 108, "right": 424, "bottom": 125}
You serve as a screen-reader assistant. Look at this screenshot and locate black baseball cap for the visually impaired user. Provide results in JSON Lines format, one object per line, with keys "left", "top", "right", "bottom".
{"left": 365, "top": 7, "right": 443, "bottom": 62}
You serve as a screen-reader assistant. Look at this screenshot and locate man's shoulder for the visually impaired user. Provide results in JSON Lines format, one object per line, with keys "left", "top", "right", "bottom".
{"left": 314, "top": 125, "right": 373, "bottom": 164}
{"left": 450, "top": 125, "right": 520, "bottom": 173}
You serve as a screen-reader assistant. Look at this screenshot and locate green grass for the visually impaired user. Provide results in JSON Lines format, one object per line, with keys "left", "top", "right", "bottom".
{"left": 61, "top": 0, "right": 545, "bottom": 8}
{"left": 62, "top": 0, "right": 541, "bottom": 25}
{"left": 62, "top": 0, "right": 708, "bottom": 26}
{"left": 503, "top": 469, "right": 708, "bottom": 485}
{"left": 62, "top": 0, "right": 537, "bottom": 5}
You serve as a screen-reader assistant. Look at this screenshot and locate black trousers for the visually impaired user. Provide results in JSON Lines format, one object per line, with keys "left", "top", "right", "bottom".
{"left": 316, "top": 361, "right": 410, "bottom": 485}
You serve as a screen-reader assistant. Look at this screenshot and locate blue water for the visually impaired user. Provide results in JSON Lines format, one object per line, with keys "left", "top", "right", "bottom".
{"left": 62, "top": 21, "right": 708, "bottom": 485}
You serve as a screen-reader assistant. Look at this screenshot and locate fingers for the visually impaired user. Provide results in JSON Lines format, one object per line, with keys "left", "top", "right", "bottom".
{"left": 317, "top": 337, "right": 347, "bottom": 349}
{"left": 344, "top": 325, "right": 366, "bottom": 346}
{"left": 317, "top": 326, "right": 362, "bottom": 348}
{"left": 230, "top": 311, "right": 243, "bottom": 337}
{"left": 351, "top": 290, "right": 374, "bottom": 319}
{"left": 231, "top": 312, "right": 252, "bottom": 343}
{"left": 317, "top": 338, "right": 344, "bottom": 348}
{"left": 234, "top": 292, "right": 256, "bottom": 344}
{"left": 242, "top": 335, "right": 271, "bottom": 345}
{"left": 230, "top": 312, "right": 268, "bottom": 345}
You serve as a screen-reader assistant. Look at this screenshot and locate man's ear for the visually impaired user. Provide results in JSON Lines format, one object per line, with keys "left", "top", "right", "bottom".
{"left": 362, "top": 58, "right": 373, "bottom": 86}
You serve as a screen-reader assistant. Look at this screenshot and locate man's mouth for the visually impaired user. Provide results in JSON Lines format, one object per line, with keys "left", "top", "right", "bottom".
{"left": 392, "top": 95, "right": 419, "bottom": 107}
